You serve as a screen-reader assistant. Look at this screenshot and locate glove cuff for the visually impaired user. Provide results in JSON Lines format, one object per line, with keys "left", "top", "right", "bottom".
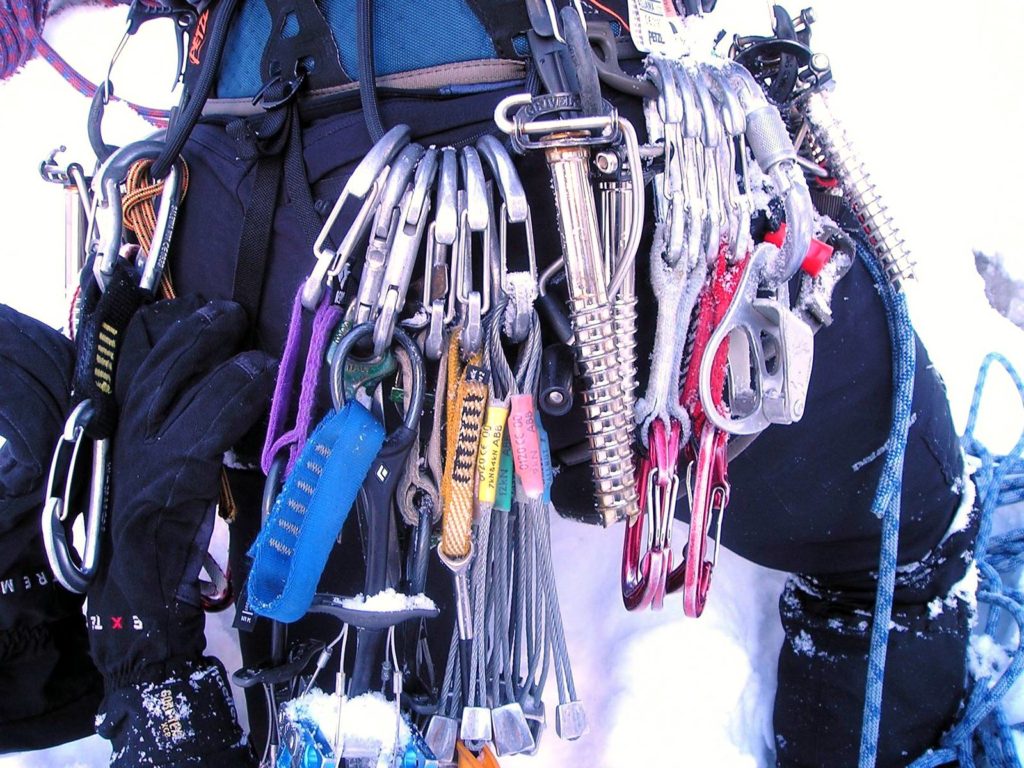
{"left": 0, "top": 615, "right": 104, "bottom": 752}
{"left": 98, "top": 656, "right": 255, "bottom": 767}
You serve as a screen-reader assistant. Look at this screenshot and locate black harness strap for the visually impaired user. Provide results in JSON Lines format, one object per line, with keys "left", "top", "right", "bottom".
{"left": 73, "top": 262, "right": 147, "bottom": 439}
{"left": 152, "top": 0, "right": 241, "bottom": 180}
{"left": 230, "top": 91, "right": 321, "bottom": 339}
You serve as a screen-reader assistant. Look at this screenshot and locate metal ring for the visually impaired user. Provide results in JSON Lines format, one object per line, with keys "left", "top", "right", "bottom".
{"left": 329, "top": 324, "right": 426, "bottom": 432}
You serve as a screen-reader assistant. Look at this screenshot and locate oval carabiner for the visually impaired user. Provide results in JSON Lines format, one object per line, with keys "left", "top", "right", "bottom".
{"left": 90, "top": 139, "right": 165, "bottom": 291}
{"left": 41, "top": 401, "right": 108, "bottom": 594}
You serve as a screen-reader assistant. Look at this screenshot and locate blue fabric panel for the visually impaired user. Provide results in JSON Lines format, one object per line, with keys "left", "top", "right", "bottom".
{"left": 218, "top": 0, "right": 498, "bottom": 98}
{"left": 219, "top": 0, "right": 270, "bottom": 99}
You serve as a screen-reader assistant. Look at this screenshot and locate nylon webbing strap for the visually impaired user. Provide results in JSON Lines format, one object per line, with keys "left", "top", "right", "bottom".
{"left": 72, "top": 260, "right": 146, "bottom": 439}
{"left": 232, "top": 151, "right": 282, "bottom": 327}
{"left": 233, "top": 103, "right": 321, "bottom": 336}
{"left": 440, "top": 333, "right": 489, "bottom": 560}
{"left": 246, "top": 400, "right": 385, "bottom": 623}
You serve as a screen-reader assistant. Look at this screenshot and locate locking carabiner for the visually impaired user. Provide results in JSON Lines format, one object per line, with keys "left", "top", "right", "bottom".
{"left": 89, "top": 139, "right": 165, "bottom": 291}
{"left": 41, "top": 401, "right": 109, "bottom": 593}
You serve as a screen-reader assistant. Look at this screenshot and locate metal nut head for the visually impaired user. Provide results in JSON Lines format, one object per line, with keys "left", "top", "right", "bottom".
{"left": 555, "top": 700, "right": 589, "bottom": 741}
{"left": 491, "top": 702, "right": 536, "bottom": 756}
{"left": 460, "top": 706, "right": 493, "bottom": 744}
{"left": 424, "top": 715, "right": 459, "bottom": 763}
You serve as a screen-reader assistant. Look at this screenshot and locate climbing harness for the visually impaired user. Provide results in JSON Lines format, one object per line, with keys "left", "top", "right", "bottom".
{"left": 25, "top": 1, "right": 1023, "bottom": 766}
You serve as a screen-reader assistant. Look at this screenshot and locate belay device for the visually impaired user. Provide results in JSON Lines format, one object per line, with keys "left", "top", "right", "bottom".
{"left": 23, "top": 1, "right": 1021, "bottom": 767}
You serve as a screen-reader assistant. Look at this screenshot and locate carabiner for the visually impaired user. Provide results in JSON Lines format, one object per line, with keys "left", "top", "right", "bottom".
{"left": 373, "top": 148, "right": 440, "bottom": 357}
{"left": 621, "top": 418, "right": 680, "bottom": 612}
{"left": 422, "top": 147, "right": 461, "bottom": 360}
{"left": 352, "top": 142, "right": 425, "bottom": 326}
{"left": 667, "top": 423, "right": 730, "bottom": 618}
{"left": 304, "top": 124, "right": 412, "bottom": 310}
{"left": 330, "top": 324, "right": 425, "bottom": 428}
{"left": 453, "top": 147, "right": 494, "bottom": 357}
{"left": 90, "top": 139, "right": 164, "bottom": 291}
{"left": 41, "top": 401, "right": 108, "bottom": 594}
{"left": 138, "top": 159, "right": 183, "bottom": 294}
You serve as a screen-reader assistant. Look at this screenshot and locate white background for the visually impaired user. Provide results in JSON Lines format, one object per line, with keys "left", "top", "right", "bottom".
{"left": 0, "top": 2, "right": 1022, "bottom": 766}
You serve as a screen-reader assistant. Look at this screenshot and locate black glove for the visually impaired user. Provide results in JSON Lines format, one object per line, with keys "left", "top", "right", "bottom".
{"left": 0, "top": 304, "right": 104, "bottom": 752}
{"left": 87, "top": 298, "right": 275, "bottom": 767}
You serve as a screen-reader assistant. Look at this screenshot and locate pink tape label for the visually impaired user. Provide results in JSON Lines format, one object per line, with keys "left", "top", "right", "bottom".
{"left": 507, "top": 394, "right": 544, "bottom": 500}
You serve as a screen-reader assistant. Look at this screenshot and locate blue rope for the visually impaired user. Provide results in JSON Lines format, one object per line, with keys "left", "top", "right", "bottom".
{"left": 907, "top": 354, "right": 1024, "bottom": 767}
{"left": 856, "top": 244, "right": 918, "bottom": 768}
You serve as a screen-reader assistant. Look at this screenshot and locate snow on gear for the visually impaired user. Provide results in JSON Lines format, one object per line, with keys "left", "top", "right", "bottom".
{"left": 1, "top": 1, "right": 1020, "bottom": 767}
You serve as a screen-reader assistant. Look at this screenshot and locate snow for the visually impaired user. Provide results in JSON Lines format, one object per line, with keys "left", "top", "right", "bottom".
{"left": 341, "top": 589, "right": 437, "bottom": 613}
{"left": 282, "top": 689, "right": 411, "bottom": 763}
{"left": 1, "top": 2, "right": 1023, "bottom": 768}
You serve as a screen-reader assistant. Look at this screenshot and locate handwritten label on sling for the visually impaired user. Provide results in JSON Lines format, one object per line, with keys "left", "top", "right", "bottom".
{"left": 537, "top": 417, "right": 553, "bottom": 504}
{"left": 477, "top": 402, "right": 509, "bottom": 506}
{"left": 494, "top": 438, "right": 514, "bottom": 513}
{"left": 508, "top": 394, "right": 544, "bottom": 499}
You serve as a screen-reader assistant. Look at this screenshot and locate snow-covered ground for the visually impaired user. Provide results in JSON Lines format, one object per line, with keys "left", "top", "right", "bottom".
{"left": 0, "top": 2, "right": 1022, "bottom": 766}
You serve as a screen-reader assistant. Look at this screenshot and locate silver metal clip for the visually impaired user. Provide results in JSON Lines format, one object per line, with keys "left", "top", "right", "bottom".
{"left": 352, "top": 142, "right": 425, "bottom": 326}
{"left": 373, "top": 148, "right": 440, "bottom": 357}
{"left": 304, "top": 124, "right": 412, "bottom": 309}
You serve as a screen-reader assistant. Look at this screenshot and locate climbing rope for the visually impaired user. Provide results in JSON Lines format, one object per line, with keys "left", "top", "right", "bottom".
{"left": 855, "top": 233, "right": 1024, "bottom": 767}
{"left": 857, "top": 242, "right": 917, "bottom": 768}
{"left": 908, "top": 353, "right": 1024, "bottom": 768}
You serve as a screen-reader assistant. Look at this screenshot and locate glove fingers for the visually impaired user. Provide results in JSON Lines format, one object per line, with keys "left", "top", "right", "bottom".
{"left": 115, "top": 296, "right": 207, "bottom": 404}
{"left": 0, "top": 306, "right": 75, "bottom": 401}
{"left": 0, "top": 365, "right": 65, "bottom": 483}
{"left": 0, "top": 306, "right": 74, "bottom": 440}
{"left": 130, "top": 301, "right": 249, "bottom": 429}
{"left": 168, "top": 351, "right": 277, "bottom": 459}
